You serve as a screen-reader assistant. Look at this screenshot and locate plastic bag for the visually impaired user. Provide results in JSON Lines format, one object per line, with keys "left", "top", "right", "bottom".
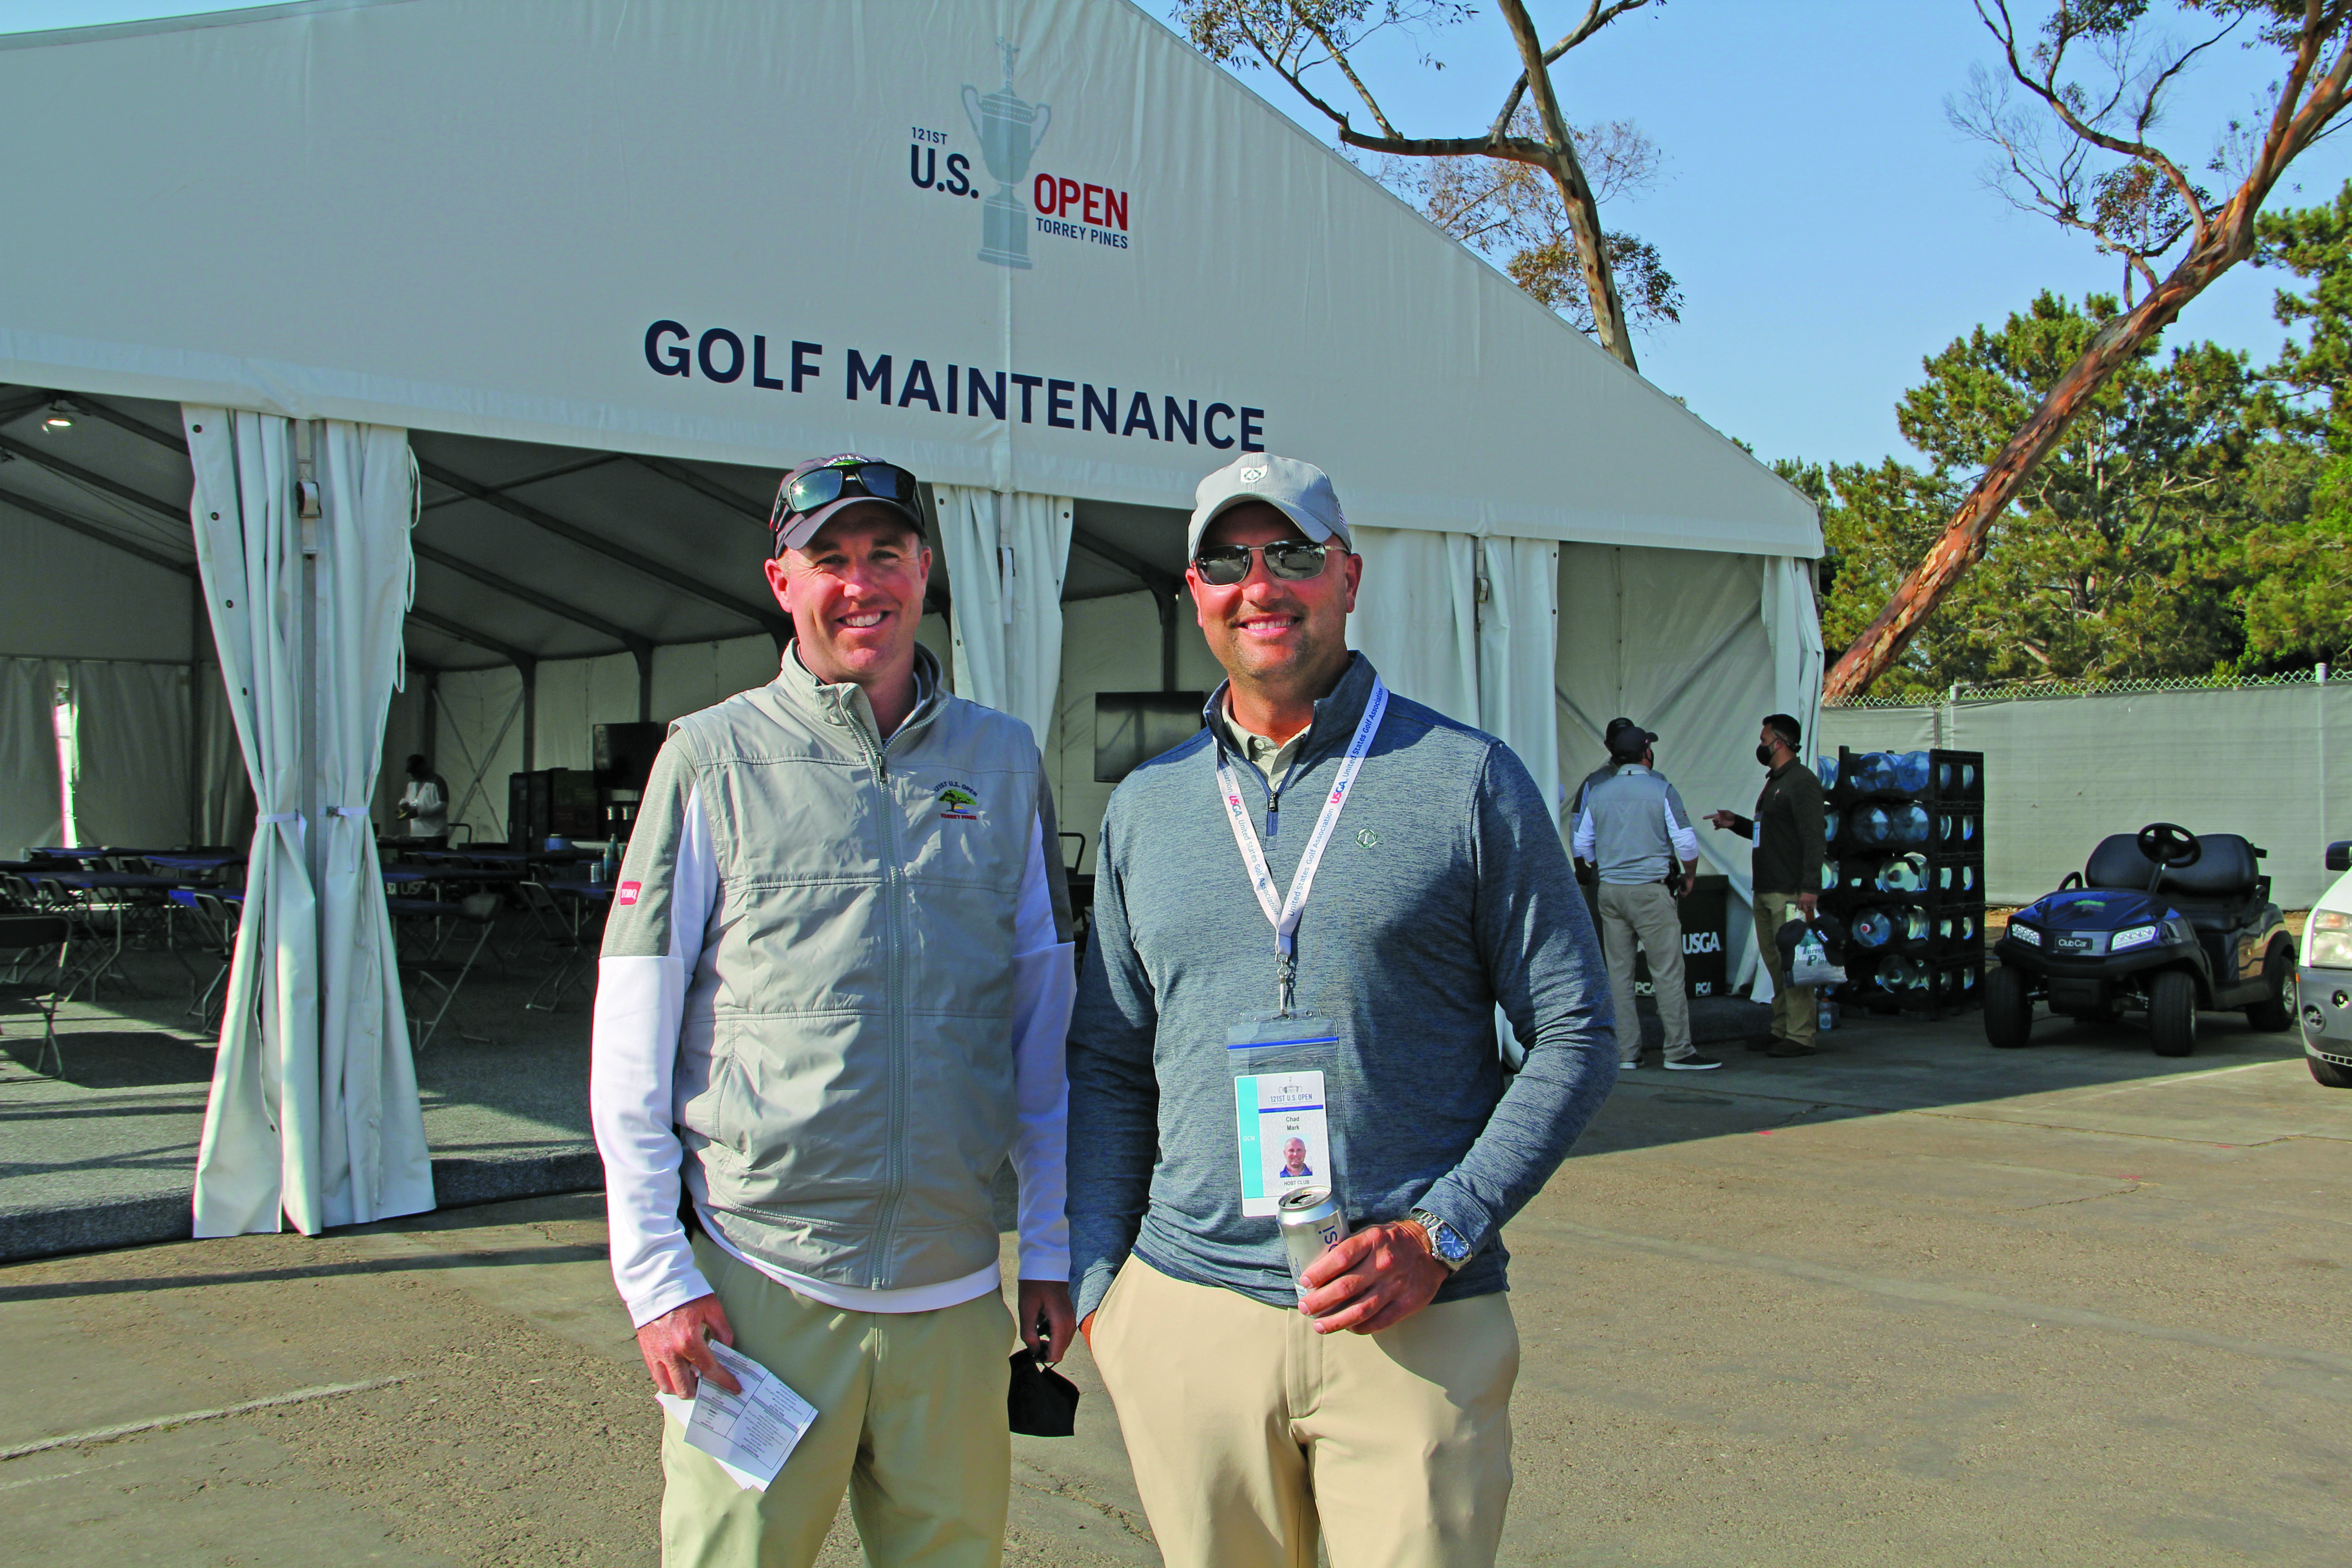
{"left": 1777, "top": 916, "right": 1847, "bottom": 988}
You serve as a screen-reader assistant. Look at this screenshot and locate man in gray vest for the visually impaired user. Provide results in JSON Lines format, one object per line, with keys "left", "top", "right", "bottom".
{"left": 1571, "top": 720, "right": 1714, "bottom": 1071}
{"left": 590, "top": 453, "right": 1077, "bottom": 1568}
{"left": 1067, "top": 453, "right": 1615, "bottom": 1568}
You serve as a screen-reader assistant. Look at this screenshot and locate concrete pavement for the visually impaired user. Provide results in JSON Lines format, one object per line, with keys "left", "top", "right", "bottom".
{"left": 3, "top": 1005, "right": 2347, "bottom": 1564}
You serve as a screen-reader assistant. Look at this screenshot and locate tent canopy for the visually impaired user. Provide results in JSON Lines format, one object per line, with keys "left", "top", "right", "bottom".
{"left": 0, "top": 0, "right": 1819, "bottom": 564}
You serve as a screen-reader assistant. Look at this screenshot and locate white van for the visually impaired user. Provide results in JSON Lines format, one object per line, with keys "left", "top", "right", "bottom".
{"left": 2300, "top": 841, "right": 2352, "bottom": 1087}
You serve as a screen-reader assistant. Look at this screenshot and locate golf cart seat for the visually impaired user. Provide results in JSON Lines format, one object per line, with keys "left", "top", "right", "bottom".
{"left": 2084, "top": 832, "right": 2265, "bottom": 931}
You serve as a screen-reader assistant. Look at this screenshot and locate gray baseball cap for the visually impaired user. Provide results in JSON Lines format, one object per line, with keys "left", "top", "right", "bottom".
{"left": 1186, "top": 454, "right": 1352, "bottom": 559}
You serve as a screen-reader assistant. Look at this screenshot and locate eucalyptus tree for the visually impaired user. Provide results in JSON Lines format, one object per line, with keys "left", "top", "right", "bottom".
{"left": 1174, "top": 0, "right": 1671, "bottom": 368}
{"left": 1826, "top": 0, "right": 2352, "bottom": 700}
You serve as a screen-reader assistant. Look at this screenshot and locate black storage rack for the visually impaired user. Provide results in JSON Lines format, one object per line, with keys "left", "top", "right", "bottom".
{"left": 1819, "top": 746, "right": 1986, "bottom": 1019}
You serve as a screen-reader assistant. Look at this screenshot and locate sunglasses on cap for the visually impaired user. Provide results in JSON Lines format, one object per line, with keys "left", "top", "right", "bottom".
{"left": 1190, "top": 539, "right": 1333, "bottom": 586}
{"left": 769, "top": 459, "right": 921, "bottom": 538}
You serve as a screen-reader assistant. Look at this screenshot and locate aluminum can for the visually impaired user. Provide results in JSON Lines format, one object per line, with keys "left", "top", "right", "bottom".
{"left": 1278, "top": 1185, "right": 1348, "bottom": 1302}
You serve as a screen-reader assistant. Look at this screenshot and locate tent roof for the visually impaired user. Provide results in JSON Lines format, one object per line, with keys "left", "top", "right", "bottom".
{"left": 0, "top": 0, "right": 1819, "bottom": 565}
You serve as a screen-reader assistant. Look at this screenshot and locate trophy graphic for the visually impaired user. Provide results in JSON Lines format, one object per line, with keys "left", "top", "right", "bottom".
{"left": 962, "top": 41, "right": 1051, "bottom": 269}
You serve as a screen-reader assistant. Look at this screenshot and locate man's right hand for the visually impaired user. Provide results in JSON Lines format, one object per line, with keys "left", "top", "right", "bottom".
{"left": 636, "top": 1293, "right": 740, "bottom": 1398}
{"left": 1706, "top": 809, "right": 1740, "bottom": 831}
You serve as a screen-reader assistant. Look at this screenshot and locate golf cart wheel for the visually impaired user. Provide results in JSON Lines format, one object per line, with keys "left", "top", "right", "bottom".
{"left": 2312, "top": 1056, "right": 2352, "bottom": 1089}
{"left": 1984, "top": 964, "right": 2034, "bottom": 1049}
{"left": 2244, "top": 940, "right": 2294, "bottom": 1033}
{"left": 2149, "top": 970, "right": 2199, "bottom": 1057}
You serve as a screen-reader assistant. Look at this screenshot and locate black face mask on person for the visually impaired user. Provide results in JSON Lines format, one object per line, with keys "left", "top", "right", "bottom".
{"left": 1756, "top": 743, "right": 1776, "bottom": 767}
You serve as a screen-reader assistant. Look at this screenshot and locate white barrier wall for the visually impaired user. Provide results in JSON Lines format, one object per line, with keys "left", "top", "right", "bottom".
{"left": 1820, "top": 682, "right": 2352, "bottom": 908}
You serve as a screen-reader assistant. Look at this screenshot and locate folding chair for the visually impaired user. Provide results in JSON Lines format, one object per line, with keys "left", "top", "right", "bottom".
{"left": 167, "top": 888, "right": 242, "bottom": 1030}
{"left": 515, "top": 880, "right": 593, "bottom": 1012}
{"left": 391, "top": 894, "right": 499, "bottom": 1050}
{"left": 0, "top": 913, "right": 73, "bottom": 1077}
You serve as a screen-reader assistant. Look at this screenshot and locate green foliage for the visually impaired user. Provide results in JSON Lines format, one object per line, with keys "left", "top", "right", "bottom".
{"left": 2237, "top": 183, "right": 2352, "bottom": 665}
{"left": 1789, "top": 290, "right": 2311, "bottom": 694}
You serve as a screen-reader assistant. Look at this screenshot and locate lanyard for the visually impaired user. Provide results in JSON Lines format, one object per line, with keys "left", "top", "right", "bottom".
{"left": 1214, "top": 678, "right": 1388, "bottom": 1014}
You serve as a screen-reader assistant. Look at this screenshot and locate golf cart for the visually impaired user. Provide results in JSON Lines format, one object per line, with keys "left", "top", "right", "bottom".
{"left": 2299, "top": 839, "right": 2352, "bottom": 1088}
{"left": 1985, "top": 823, "right": 2295, "bottom": 1056}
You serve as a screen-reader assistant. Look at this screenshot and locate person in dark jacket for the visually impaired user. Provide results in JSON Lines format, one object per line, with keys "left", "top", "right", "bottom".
{"left": 1708, "top": 712, "right": 1827, "bottom": 1057}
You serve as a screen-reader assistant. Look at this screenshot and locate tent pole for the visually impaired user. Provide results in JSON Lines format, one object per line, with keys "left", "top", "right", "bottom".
{"left": 520, "top": 657, "right": 538, "bottom": 775}
{"left": 1158, "top": 589, "right": 1176, "bottom": 692}
{"left": 632, "top": 643, "right": 653, "bottom": 724}
{"left": 297, "top": 420, "right": 325, "bottom": 900}
{"left": 187, "top": 576, "right": 205, "bottom": 847}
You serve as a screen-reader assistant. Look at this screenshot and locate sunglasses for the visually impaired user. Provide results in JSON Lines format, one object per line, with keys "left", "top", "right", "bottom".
{"left": 770, "top": 461, "right": 919, "bottom": 536}
{"left": 1191, "top": 539, "right": 1333, "bottom": 586}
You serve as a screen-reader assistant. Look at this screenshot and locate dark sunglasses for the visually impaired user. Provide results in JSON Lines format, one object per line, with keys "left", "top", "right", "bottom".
{"left": 1191, "top": 539, "right": 1333, "bottom": 586}
{"left": 770, "top": 461, "right": 919, "bottom": 535}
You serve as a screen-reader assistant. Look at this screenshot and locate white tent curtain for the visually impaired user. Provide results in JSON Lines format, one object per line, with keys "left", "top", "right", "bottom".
{"left": 1348, "top": 527, "right": 1480, "bottom": 726}
{"left": 0, "top": 657, "right": 61, "bottom": 858}
{"left": 934, "top": 485, "right": 1073, "bottom": 745}
{"left": 188, "top": 407, "right": 432, "bottom": 1238}
{"left": 1764, "top": 556, "right": 1826, "bottom": 765}
{"left": 196, "top": 662, "right": 254, "bottom": 848}
{"left": 1477, "top": 537, "right": 1563, "bottom": 827}
{"left": 67, "top": 660, "right": 191, "bottom": 849}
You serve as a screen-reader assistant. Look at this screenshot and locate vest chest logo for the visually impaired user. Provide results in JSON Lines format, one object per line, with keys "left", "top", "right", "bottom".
{"left": 936, "top": 781, "right": 982, "bottom": 820}
{"left": 1356, "top": 828, "right": 1381, "bottom": 848}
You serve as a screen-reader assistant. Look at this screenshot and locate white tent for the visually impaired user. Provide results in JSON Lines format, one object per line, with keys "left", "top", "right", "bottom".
{"left": 0, "top": 0, "right": 1822, "bottom": 1234}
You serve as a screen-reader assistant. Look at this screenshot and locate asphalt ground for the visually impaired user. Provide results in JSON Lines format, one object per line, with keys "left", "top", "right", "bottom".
{"left": 3, "top": 1002, "right": 2347, "bottom": 1566}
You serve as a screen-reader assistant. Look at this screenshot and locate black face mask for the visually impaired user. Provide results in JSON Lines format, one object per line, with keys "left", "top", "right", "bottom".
{"left": 1756, "top": 743, "right": 1776, "bottom": 767}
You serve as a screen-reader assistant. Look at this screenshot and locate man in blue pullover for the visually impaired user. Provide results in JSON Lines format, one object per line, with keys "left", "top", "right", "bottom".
{"left": 1066, "top": 454, "right": 1616, "bottom": 1568}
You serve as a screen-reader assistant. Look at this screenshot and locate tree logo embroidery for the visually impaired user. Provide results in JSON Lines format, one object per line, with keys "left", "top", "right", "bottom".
{"left": 937, "top": 784, "right": 981, "bottom": 820}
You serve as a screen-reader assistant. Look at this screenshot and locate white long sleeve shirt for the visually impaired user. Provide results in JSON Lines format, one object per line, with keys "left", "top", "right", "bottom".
{"left": 589, "top": 782, "right": 1075, "bottom": 1327}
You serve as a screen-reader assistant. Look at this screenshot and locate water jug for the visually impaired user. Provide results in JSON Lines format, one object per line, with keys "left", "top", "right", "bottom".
{"left": 1851, "top": 908, "right": 1894, "bottom": 949}
{"left": 1936, "top": 759, "right": 1955, "bottom": 793}
{"left": 1894, "top": 906, "right": 1928, "bottom": 943}
{"left": 1881, "top": 953, "right": 1926, "bottom": 991}
{"left": 1816, "top": 755, "right": 1839, "bottom": 790}
{"left": 1820, "top": 858, "right": 1838, "bottom": 892}
{"left": 1824, "top": 807, "right": 1842, "bottom": 848}
{"left": 1873, "top": 853, "right": 1926, "bottom": 893}
{"left": 1895, "top": 751, "right": 1931, "bottom": 793}
{"left": 1850, "top": 805, "right": 1892, "bottom": 849}
{"left": 1893, "top": 803, "right": 1931, "bottom": 847}
{"left": 1856, "top": 752, "right": 1897, "bottom": 795}
{"left": 1960, "top": 812, "right": 1978, "bottom": 843}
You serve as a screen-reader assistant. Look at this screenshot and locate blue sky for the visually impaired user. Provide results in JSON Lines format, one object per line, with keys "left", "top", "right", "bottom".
{"left": 11, "top": 0, "right": 2347, "bottom": 468}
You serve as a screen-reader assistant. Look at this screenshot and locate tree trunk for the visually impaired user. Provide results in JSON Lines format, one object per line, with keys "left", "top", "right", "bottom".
{"left": 1821, "top": 226, "right": 2253, "bottom": 700}
{"left": 1494, "top": 0, "right": 1638, "bottom": 372}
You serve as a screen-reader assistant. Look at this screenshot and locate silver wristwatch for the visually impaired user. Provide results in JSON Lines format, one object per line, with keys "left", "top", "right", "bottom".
{"left": 1407, "top": 1208, "right": 1473, "bottom": 1272}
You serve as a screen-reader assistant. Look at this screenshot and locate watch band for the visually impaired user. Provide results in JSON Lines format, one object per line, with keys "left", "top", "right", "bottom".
{"left": 1407, "top": 1208, "right": 1472, "bottom": 1272}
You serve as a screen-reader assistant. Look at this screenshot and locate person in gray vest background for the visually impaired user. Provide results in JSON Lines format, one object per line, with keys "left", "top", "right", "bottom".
{"left": 589, "top": 453, "right": 1077, "bottom": 1568}
{"left": 1066, "top": 453, "right": 1615, "bottom": 1568}
{"left": 1571, "top": 720, "right": 1715, "bottom": 1072}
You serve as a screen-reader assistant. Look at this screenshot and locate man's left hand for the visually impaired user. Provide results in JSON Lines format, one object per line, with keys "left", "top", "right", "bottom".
{"left": 1297, "top": 1221, "right": 1449, "bottom": 1335}
{"left": 1798, "top": 891, "right": 1818, "bottom": 919}
{"left": 1018, "top": 1278, "right": 1077, "bottom": 1365}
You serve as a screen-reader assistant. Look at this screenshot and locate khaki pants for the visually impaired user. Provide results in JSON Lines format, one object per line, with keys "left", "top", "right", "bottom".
{"left": 1596, "top": 880, "right": 1692, "bottom": 1063}
{"left": 1090, "top": 1257, "right": 1518, "bottom": 1568}
{"left": 1752, "top": 890, "right": 1817, "bottom": 1048}
{"left": 661, "top": 1233, "right": 1014, "bottom": 1568}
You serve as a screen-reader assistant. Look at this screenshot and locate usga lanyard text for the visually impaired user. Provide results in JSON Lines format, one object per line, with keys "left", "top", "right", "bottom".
{"left": 1213, "top": 679, "right": 1389, "bottom": 1015}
